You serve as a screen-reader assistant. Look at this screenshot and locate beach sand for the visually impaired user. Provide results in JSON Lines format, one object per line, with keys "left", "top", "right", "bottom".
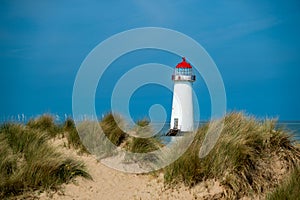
{"left": 38, "top": 138, "right": 225, "bottom": 200}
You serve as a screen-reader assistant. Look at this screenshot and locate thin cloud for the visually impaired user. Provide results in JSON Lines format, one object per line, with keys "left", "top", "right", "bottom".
{"left": 202, "top": 17, "right": 282, "bottom": 44}
{"left": 224, "top": 17, "right": 281, "bottom": 38}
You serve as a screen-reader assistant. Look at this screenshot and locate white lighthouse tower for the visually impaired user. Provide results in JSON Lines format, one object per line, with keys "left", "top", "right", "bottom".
{"left": 167, "top": 57, "right": 196, "bottom": 136}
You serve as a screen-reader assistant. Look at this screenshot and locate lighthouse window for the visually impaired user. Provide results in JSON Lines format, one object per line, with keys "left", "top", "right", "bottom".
{"left": 175, "top": 68, "right": 193, "bottom": 76}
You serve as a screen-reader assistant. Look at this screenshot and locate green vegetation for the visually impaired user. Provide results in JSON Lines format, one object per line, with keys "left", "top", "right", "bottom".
{"left": 135, "top": 118, "right": 150, "bottom": 127}
{"left": 125, "top": 118, "right": 162, "bottom": 153}
{"left": 0, "top": 122, "right": 91, "bottom": 199}
{"left": 1, "top": 112, "right": 299, "bottom": 199}
{"left": 27, "top": 114, "right": 62, "bottom": 138}
{"left": 26, "top": 115, "right": 89, "bottom": 154}
{"left": 100, "top": 112, "right": 127, "bottom": 146}
{"left": 0, "top": 114, "right": 162, "bottom": 198}
{"left": 127, "top": 137, "right": 161, "bottom": 153}
{"left": 164, "top": 112, "right": 300, "bottom": 198}
{"left": 63, "top": 118, "right": 89, "bottom": 154}
{"left": 267, "top": 166, "right": 300, "bottom": 200}
{"left": 72, "top": 113, "right": 128, "bottom": 159}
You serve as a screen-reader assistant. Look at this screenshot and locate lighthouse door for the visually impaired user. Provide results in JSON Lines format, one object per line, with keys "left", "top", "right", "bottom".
{"left": 173, "top": 118, "right": 178, "bottom": 129}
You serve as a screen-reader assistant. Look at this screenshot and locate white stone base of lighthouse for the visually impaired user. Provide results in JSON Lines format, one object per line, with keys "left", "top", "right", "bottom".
{"left": 169, "top": 81, "right": 194, "bottom": 135}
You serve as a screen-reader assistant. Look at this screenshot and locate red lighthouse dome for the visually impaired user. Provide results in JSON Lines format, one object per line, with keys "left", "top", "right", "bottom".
{"left": 172, "top": 57, "right": 195, "bottom": 82}
{"left": 176, "top": 57, "right": 192, "bottom": 68}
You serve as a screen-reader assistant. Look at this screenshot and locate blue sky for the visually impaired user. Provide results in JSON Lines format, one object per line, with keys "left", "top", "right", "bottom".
{"left": 1, "top": 0, "right": 300, "bottom": 121}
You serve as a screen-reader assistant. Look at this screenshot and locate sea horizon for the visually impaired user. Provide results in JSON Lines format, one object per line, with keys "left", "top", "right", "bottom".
{"left": 1, "top": 114, "right": 299, "bottom": 141}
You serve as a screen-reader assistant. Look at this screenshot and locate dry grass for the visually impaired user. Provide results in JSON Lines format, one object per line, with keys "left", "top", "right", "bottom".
{"left": 0, "top": 123, "right": 91, "bottom": 199}
{"left": 267, "top": 165, "right": 300, "bottom": 200}
{"left": 125, "top": 118, "right": 162, "bottom": 153}
{"left": 63, "top": 118, "right": 89, "bottom": 154}
{"left": 100, "top": 112, "right": 127, "bottom": 146}
{"left": 2, "top": 112, "right": 299, "bottom": 199}
{"left": 164, "top": 112, "right": 300, "bottom": 199}
{"left": 26, "top": 114, "right": 62, "bottom": 138}
{"left": 73, "top": 113, "right": 127, "bottom": 159}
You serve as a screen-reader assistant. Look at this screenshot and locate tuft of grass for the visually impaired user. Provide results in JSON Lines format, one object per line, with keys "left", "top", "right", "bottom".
{"left": 100, "top": 112, "right": 127, "bottom": 146}
{"left": 164, "top": 112, "right": 300, "bottom": 198}
{"left": 136, "top": 118, "right": 150, "bottom": 127}
{"left": 121, "top": 118, "right": 163, "bottom": 167}
{"left": 77, "top": 120, "right": 116, "bottom": 159}
{"left": 267, "top": 165, "right": 300, "bottom": 200}
{"left": 0, "top": 123, "right": 91, "bottom": 198}
{"left": 127, "top": 137, "right": 162, "bottom": 153}
{"left": 27, "top": 114, "right": 62, "bottom": 138}
{"left": 63, "top": 118, "right": 89, "bottom": 154}
{"left": 0, "top": 135, "right": 17, "bottom": 181}
{"left": 1, "top": 123, "right": 48, "bottom": 156}
{"left": 126, "top": 118, "right": 162, "bottom": 153}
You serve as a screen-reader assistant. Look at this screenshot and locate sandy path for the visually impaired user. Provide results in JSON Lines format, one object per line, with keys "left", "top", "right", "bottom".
{"left": 39, "top": 139, "right": 224, "bottom": 200}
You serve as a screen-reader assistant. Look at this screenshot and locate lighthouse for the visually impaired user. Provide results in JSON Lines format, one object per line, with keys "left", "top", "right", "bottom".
{"left": 167, "top": 57, "right": 196, "bottom": 136}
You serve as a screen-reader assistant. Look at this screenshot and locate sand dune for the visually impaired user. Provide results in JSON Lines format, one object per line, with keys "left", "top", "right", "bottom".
{"left": 38, "top": 138, "right": 224, "bottom": 200}
{"left": 45, "top": 156, "right": 223, "bottom": 200}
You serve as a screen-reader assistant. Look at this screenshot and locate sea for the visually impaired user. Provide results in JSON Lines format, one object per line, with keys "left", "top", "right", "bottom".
{"left": 1, "top": 116, "right": 299, "bottom": 142}
{"left": 277, "top": 122, "right": 300, "bottom": 141}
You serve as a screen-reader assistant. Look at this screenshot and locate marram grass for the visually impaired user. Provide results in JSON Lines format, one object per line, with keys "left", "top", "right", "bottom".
{"left": 163, "top": 112, "right": 300, "bottom": 198}
{"left": 267, "top": 165, "right": 300, "bottom": 200}
{"left": 26, "top": 114, "right": 62, "bottom": 138}
{"left": 1, "top": 112, "right": 299, "bottom": 199}
{"left": 63, "top": 117, "right": 89, "bottom": 154}
{"left": 125, "top": 118, "right": 162, "bottom": 153}
{"left": 0, "top": 123, "right": 91, "bottom": 199}
{"left": 100, "top": 112, "right": 127, "bottom": 146}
